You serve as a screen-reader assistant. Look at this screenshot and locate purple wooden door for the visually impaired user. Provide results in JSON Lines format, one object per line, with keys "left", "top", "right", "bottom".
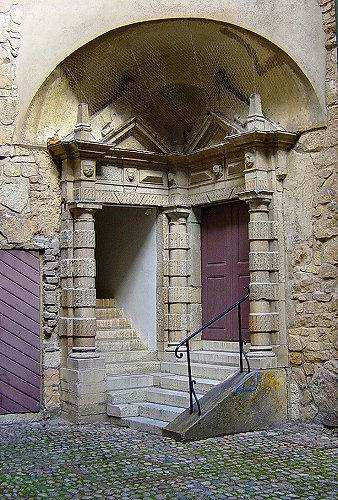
{"left": 0, "top": 250, "right": 41, "bottom": 414}
{"left": 201, "top": 201, "right": 250, "bottom": 341}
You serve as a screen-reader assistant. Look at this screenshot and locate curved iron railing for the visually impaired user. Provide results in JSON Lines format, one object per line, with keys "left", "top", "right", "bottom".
{"left": 175, "top": 289, "right": 250, "bottom": 415}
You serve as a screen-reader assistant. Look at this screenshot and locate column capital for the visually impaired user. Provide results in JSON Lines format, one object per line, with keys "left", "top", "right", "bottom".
{"left": 164, "top": 207, "right": 191, "bottom": 222}
{"left": 238, "top": 190, "right": 273, "bottom": 210}
{"left": 68, "top": 202, "right": 102, "bottom": 217}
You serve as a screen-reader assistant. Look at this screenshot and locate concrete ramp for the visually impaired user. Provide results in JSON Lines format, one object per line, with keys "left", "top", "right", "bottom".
{"left": 164, "top": 369, "right": 287, "bottom": 441}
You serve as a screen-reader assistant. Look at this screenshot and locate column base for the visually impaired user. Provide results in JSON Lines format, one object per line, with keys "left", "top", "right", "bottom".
{"left": 246, "top": 346, "right": 277, "bottom": 369}
{"left": 61, "top": 355, "right": 107, "bottom": 423}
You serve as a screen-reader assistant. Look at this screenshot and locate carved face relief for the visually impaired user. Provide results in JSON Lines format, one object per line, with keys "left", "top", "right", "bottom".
{"left": 212, "top": 164, "right": 223, "bottom": 179}
{"left": 82, "top": 161, "right": 95, "bottom": 178}
{"left": 126, "top": 168, "right": 136, "bottom": 182}
{"left": 244, "top": 152, "right": 255, "bottom": 169}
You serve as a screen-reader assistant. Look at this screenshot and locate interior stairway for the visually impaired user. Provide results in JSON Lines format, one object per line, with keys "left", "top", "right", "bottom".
{"left": 96, "top": 299, "right": 240, "bottom": 434}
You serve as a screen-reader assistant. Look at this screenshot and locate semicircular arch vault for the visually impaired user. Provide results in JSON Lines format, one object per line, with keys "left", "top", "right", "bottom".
{"left": 21, "top": 18, "right": 323, "bottom": 147}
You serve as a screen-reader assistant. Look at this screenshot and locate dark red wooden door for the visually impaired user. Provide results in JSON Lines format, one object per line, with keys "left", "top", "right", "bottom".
{"left": 201, "top": 201, "right": 250, "bottom": 341}
{"left": 0, "top": 250, "right": 41, "bottom": 414}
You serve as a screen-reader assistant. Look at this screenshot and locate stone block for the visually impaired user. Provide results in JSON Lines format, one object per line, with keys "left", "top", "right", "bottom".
{"left": 168, "top": 286, "right": 191, "bottom": 303}
{"left": 67, "top": 356, "right": 105, "bottom": 371}
{"left": 43, "top": 368, "right": 60, "bottom": 387}
{"left": 73, "top": 229, "right": 95, "bottom": 248}
{"left": 290, "top": 352, "right": 302, "bottom": 365}
{"left": 163, "top": 259, "right": 191, "bottom": 276}
{"left": 21, "top": 162, "right": 38, "bottom": 177}
{"left": 249, "top": 220, "right": 278, "bottom": 241}
{"left": 164, "top": 232, "right": 190, "bottom": 250}
{"left": 0, "top": 176, "right": 29, "bottom": 212}
{"left": 44, "top": 290, "right": 57, "bottom": 305}
{"left": 0, "top": 62, "right": 12, "bottom": 89}
{"left": 249, "top": 312, "right": 278, "bottom": 332}
{"left": 289, "top": 336, "right": 303, "bottom": 352}
{"left": 59, "top": 230, "right": 73, "bottom": 249}
{"left": 250, "top": 282, "right": 279, "bottom": 301}
{"left": 73, "top": 258, "right": 96, "bottom": 277}
{"left": 73, "top": 317, "right": 96, "bottom": 337}
{"left": 249, "top": 252, "right": 279, "bottom": 271}
{"left": 0, "top": 97, "right": 16, "bottom": 125}
{"left": 166, "top": 313, "right": 190, "bottom": 330}
{"left": 44, "top": 350, "right": 60, "bottom": 369}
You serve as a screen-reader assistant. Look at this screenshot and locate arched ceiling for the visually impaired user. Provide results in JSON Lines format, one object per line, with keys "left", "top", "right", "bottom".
{"left": 22, "top": 19, "right": 322, "bottom": 148}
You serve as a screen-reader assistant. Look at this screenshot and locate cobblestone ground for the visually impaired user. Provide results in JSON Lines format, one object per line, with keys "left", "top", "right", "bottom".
{"left": 0, "top": 420, "right": 337, "bottom": 499}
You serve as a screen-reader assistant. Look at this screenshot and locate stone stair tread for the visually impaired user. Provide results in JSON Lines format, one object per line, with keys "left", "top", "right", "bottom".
{"left": 123, "top": 416, "right": 168, "bottom": 434}
{"left": 146, "top": 387, "right": 204, "bottom": 408}
{"left": 106, "top": 374, "right": 154, "bottom": 391}
{"left": 140, "top": 402, "right": 183, "bottom": 414}
{"left": 105, "top": 361, "right": 161, "bottom": 375}
{"left": 147, "top": 387, "right": 203, "bottom": 397}
{"left": 107, "top": 403, "right": 139, "bottom": 418}
{"left": 159, "top": 373, "right": 220, "bottom": 385}
{"left": 103, "top": 351, "right": 158, "bottom": 362}
{"left": 160, "top": 360, "right": 237, "bottom": 380}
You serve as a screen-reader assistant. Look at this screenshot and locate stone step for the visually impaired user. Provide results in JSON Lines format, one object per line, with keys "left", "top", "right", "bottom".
{"left": 139, "top": 402, "right": 183, "bottom": 422}
{"left": 191, "top": 340, "right": 249, "bottom": 352}
{"left": 102, "top": 350, "right": 158, "bottom": 364}
{"left": 107, "top": 374, "right": 154, "bottom": 391}
{"left": 161, "top": 361, "right": 237, "bottom": 380}
{"left": 105, "top": 360, "right": 161, "bottom": 375}
{"left": 96, "top": 307, "right": 124, "bottom": 320}
{"left": 122, "top": 416, "right": 168, "bottom": 435}
{"left": 96, "top": 318, "right": 131, "bottom": 330}
{"left": 96, "top": 298, "right": 117, "bottom": 308}
{"left": 107, "top": 403, "right": 139, "bottom": 418}
{"left": 190, "top": 350, "right": 240, "bottom": 366}
{"left": 96, "top": 329, "right": 139, "bottom": 341}
{"left": 153, "top": 373, "right": 219, "bottom": 395}
{"left": 96, "top": 339, "right": 147, "bottom": 352}
{"left": 147, "top": 387, "right": 203, "bottom": 408}
{"left": 108, "top": 388, "right": 148, "bottom": 404}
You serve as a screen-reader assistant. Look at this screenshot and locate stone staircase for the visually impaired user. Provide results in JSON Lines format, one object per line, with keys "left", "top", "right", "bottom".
{"left": 96, "top": 299, "right": 240, "bottom": 435}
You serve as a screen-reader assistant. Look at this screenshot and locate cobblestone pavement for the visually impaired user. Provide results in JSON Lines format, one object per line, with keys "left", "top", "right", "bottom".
{"left": 0, "top": 420, "right": 337, "bottom": 499}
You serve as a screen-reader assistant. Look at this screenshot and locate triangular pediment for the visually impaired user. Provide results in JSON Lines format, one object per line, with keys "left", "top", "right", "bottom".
{"left": 101, "top": 116, "right": 171, "bottom": 154}
{"left": 184, "top": 112, "right": 245, "bottom": 153}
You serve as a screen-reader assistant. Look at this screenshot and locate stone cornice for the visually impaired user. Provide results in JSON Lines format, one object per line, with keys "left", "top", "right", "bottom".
{"left": 48, "top": 130, "right": 297, "bottom": 164}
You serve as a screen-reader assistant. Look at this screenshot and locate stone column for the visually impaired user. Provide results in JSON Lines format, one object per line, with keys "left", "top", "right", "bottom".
{"left": 70, "top": 206, "right": 97, "bottom": 354}
{"left": 246, "top": 195, "right": 278, "bottom": 361}
{"left": 165, "top": 208, "right": 191, "bottom": 350}
{"left": 239, "top": 149, "right": 278, "bottom": 367}
{"left": 60, "top": 204, "right": 106, "bottom": 423}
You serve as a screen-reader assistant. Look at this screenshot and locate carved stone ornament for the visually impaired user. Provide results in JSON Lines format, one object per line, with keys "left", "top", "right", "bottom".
{"left": 212, "top": 164, "right": 223, "bottom": 179}
{"left": 126, "top": 168, "right": 136, "bottom": 182}
{"left": 83, "top": 161, "right": 95, "bottom": 178}
{"left": 244, "top": 152, "right": 255, "bottom": 169}
{"left": 168, "top": 172, "right": 176, "bottom": 187}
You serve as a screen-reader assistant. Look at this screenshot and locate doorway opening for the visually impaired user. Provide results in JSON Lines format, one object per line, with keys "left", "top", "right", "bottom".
{"left": 95, "top": 206, "right": 157, "bottom": 350}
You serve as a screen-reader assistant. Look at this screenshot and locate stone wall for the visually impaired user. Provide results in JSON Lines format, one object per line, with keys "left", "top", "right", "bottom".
{"left": 0, "top": 1, "right": 62, "bottom": 415}
{"left": 286, "top": 0, "right": 337, "bottom": 424}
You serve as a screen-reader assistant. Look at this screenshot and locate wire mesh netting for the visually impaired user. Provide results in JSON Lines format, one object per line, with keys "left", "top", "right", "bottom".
{"left": 54, "top": 19, "right": 319, "bottom": 150}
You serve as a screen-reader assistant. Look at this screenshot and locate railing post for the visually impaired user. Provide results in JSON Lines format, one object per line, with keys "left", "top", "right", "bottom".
{"left": 186, "top": 342, "right": 194, "bottom": 414}
{"left": 238, "top": 303, "right": 244, "bottom": 373}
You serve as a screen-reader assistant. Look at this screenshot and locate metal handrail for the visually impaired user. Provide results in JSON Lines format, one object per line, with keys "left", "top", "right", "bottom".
{"left": 175, "top": 288, "right": 250, "bottom": 415}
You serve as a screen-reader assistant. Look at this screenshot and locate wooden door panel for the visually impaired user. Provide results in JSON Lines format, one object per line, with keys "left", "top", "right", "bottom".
{"left": 201, "top": 201, "right": 249, "bottom": 341}
{"left": 0, "top": 250, "right": 41, "bottom": 414}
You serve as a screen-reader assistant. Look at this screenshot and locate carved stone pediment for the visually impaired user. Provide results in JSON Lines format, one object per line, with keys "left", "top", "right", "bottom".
{"left": 101, "top": 116, "right": 171, "bottom": 154}
{"left": 184, "top": 111, "right": 245, "bottom": 153}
